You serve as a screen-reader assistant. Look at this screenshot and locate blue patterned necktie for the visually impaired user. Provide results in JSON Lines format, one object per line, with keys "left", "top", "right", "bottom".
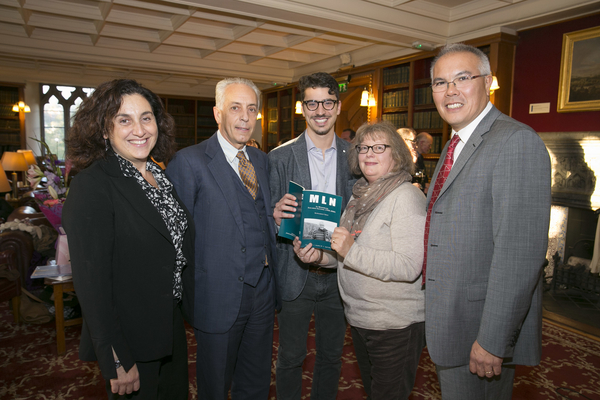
{"left": 237, "top": 151, "right": 258, "bottom": 199}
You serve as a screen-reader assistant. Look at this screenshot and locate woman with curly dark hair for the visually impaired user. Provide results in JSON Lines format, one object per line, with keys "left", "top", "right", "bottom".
{"left": 62, "top": 79, "right": 194, "bottom": 399}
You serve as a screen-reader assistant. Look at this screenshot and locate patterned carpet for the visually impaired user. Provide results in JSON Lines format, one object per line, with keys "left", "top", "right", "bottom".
{"left": 1, "top": 300, "right": 599, "bottom": 399}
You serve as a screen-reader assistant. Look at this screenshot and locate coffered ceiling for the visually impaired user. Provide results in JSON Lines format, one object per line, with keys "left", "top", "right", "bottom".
{"left": 0, "top": 0, "right": 598, "bottom": 97}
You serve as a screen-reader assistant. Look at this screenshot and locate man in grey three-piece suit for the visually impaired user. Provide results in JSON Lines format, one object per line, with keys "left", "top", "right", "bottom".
{"left": 424, "top": 44, "right": 551, "bottom": 399}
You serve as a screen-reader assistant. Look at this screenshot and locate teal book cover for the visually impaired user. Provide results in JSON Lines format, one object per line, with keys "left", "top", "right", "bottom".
{"left": 278, "top": 181, "right": 342, "bottom": 250}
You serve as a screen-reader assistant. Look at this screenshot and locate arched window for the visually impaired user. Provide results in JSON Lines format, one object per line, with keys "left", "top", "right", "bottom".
{"left": 40, "top": 84, "right": 94, "bottom": 160}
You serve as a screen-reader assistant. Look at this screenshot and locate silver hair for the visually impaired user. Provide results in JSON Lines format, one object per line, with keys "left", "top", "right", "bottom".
{"left": 215, "top": 77, "right": 261, "bottom": 110}
{"left": 430, "top": 43, "right": 492, "bottom": 81}
{"left": 416, "top": 131, "right": 433, "bottom": 143}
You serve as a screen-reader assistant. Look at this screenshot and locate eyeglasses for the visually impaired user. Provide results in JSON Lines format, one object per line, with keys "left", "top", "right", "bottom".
{"left": 356, "top": 144, "right": 391, "bottom": 154}
{"left": 431, "top": 74, "right": 486, "bottom": 93}
{"left": 303, "top": 99, "right": 338, "bottom": 111}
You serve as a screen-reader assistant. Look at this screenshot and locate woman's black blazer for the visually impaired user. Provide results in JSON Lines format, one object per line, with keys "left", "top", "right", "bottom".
{"left": 62, "top": 154, "right": 194, "bottom": 380}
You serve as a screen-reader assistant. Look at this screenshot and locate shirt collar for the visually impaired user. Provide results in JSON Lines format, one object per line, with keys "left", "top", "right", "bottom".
{"left": 217, "top": 130, "right": 248, "bottom": 162}
{"left": 453, "top": 101, "right": 493, "bottom": 144}
{"left": 305, "top": 132, "right": 337, "bottom": 153}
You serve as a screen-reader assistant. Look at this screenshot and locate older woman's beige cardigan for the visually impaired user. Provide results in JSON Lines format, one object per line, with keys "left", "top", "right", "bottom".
{"left": 323, "top": 182, "right": 426, "bottom": 330}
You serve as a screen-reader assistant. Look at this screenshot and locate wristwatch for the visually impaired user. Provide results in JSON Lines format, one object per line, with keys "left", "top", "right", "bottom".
{"left": 115, "top": 359, "right": 123, "bottom": 370}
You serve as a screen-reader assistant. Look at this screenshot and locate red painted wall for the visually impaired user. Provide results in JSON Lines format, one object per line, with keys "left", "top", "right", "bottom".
{"left": 512, "top": 14, "right": 600, "bottom": 132}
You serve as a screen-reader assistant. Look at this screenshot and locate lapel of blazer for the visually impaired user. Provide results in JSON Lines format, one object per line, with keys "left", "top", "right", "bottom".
{"left": 204, "top": 133, "right": 245, "bottom": 239}
{"left": 101, "top": 154, "right": 171, "bottom": 243}
{"left": 437, "top": 106, "right": 501, "bottom": 200}
{"left": 291, "top": 132, "right": 312, "bottom": 189}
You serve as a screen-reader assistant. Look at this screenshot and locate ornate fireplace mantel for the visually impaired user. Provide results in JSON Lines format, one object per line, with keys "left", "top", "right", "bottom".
{"left": 539, "top": 132, "right": 600, "bottom": 210}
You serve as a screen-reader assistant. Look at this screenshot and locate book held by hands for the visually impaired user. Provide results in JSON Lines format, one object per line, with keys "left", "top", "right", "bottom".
{"left": 278, "top": 181, "right": 342, "bottom": 250}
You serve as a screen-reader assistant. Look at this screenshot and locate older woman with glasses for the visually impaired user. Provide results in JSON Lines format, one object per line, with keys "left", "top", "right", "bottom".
{"left": 294, "top": 121, "right": 426, "bottom": 399}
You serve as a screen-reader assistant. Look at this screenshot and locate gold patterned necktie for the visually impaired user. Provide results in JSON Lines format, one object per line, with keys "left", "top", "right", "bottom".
{"left": 237, "top": 151, "right": 258, "bottom": 199}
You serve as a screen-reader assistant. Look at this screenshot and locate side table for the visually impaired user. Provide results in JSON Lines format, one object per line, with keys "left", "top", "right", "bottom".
{"left": 44, "top": 278, "right": 82, "bottom": 355}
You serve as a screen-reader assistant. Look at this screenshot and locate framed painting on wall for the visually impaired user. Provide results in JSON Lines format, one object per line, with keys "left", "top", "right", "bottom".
{"left": 557, "top": 26, "right": 600, "bottom": 113}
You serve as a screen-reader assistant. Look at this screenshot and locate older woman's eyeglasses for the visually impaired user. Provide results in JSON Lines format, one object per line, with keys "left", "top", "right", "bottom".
{"left": 303, "top": 99, "right": 338, "bottom": 111}
{"left": 356, "top": 144, "right": 391, "bottom": 154}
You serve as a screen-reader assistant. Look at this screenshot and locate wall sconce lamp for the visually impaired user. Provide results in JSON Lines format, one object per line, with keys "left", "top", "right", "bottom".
{"left": 361, "top": 88, "right": 376, "bottom": 107}
{"left": 360, "top": 88, "right": 369, "bottom": 107}
{"left": 368, "top": 91, "right": 376, "bottom": 107}
{"left": 490, "top": 76, "right": 500, "bottom": 95}
{"left": 12, "top": 101, "right": 30, "bottom": 113}
{"left": 257, "top": 112, "right": 262, "bottom": 120}
{"left": 295, "top": 101, "right": 302, "bottom": 114}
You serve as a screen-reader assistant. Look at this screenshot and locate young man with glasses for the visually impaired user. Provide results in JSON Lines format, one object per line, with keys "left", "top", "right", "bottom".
{"left": 424, "top": 43, "right": 551, "bottom": 399}
{"left": 269, "top": 72, "right": 356, "bottom": 400}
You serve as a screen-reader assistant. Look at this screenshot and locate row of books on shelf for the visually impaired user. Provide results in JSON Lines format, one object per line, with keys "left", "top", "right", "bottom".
{"left": 0, "top": 90, "right": 19, "bottom": 104}
{"left": 413, "top": 111, "right": 444, "bottom": 129}
{"left": 382, "top": 113, "right": 408, "bottom": 128}
{"left": 414, "top": 87, "right": 434, "bottom": 105}
{"left": 267, "top": 97, "right": 278, "bottom": 108}
{"left": 176, "top": 126, "right": 195, "bottom": 137}
{"left": 383, "top": 90, "right": 408, "bottom": 108}
{"left": 383, "top": 65, "right": 410, "bottom": 85}
{"left": 175, "top": 136, "right": 195, "bottom": 148}
{"left": 167, "top": 104, "right": 192, "bottom": 114}
{"left": 173, "top": 115, "right": 195, "bottom": 126}
{"left": 1, "top": 119, "right": 20, "bottom": 130}
{"left": 0, "top": 105, "right": 17, "bottom": 117}
{"left": 280, "top": 96, "right": 292, "bottom": 107}
{"left": 0, "top": 133, "right": 21, "bottom": 144}
{"left": 198, "top": 127, "right": 214, "bottom": 137}
{"left": 197, "top": 116, "right": 217, "bottom": 126}
{"left": 198, "top": 104, "right": 213, "bottom": 115}
{"left": 295, "top": 119, "right": 306, "bottom": 132}
{"left": 431, "top": 136, "right": 444, "bottom": 154}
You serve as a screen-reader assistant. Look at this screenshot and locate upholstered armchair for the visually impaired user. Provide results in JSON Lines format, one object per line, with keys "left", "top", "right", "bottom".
{"left": 0, "top": 230, "right": 34, "bottom": 289}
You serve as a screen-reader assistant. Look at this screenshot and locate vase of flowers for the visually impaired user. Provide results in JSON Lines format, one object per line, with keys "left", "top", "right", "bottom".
{"left": 27, "top": 138, "right": 71, "bottom": 232}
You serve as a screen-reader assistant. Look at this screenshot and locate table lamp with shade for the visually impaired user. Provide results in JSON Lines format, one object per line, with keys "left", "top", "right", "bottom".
{"left": 0, "top": 151, "right": 29, "bottom": 199}
{"left": 0, "top": 164, "right": 12, "bottom": 195}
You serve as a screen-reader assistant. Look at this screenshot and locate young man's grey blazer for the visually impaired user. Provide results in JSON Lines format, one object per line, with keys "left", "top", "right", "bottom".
{"left": 268, "top": 132, "right": 356, "bottom": 301}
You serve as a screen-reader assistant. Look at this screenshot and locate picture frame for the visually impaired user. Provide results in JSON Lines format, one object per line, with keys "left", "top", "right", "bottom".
{"left": 557, "top": 26, "right": 600, "bottom": 113}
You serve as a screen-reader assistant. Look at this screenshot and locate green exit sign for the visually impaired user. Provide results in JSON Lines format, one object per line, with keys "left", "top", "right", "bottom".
{"left": 339, "top": 82, "right": 347, "bottom": 93}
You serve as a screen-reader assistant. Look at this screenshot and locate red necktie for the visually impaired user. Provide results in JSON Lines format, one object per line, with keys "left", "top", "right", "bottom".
{"left": 422, "top": 134, "right": 461, "bottom": 285}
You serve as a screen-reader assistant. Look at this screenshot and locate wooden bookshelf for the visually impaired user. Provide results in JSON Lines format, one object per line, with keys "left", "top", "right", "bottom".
{"left": 0, "top": 83, "right": 25, "bottom": 153}
{"left": 161, "top": 96, "right": 216, "bottom": 150}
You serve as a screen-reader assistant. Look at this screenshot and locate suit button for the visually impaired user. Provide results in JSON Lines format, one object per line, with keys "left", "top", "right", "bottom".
{"left": 238, "top": 276, "right": 244, "bottom": 282}
{"left": 241, "top": 247, "right": 246, "bottom": 253}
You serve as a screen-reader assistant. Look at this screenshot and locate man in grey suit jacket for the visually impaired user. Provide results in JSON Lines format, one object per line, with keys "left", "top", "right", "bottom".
{"left": 167, "top": 78, "right": 279, "bottom": 399}
{"left": 269, "top": 72, "right": 355, "bottom": 400}
{"left": 424, "top": 44, "right": 551, "bottom": 399}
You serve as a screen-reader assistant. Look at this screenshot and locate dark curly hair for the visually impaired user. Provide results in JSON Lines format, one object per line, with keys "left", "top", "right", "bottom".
{"left": 66, "top": 79, "right": 176, "bottom": 170}
{"left": 297, "top": 72, "right": 340, "bottom": 101}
